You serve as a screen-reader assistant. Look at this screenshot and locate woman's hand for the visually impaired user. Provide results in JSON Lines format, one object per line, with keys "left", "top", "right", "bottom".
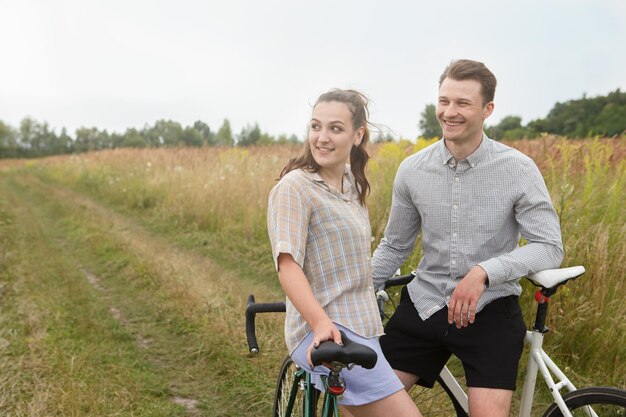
{"left": 306, "top": 319, "right": 343, "bottom": 369}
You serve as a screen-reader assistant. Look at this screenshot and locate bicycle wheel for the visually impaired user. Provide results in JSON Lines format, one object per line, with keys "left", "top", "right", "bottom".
{"left": 408, "top": 376, "right": 468, "bottom": 417}
{"left": 273, "top": 356, "right": 321, "bottom": 417}
{"left": 542, "top": 386, "right": 626, "bottom": 417}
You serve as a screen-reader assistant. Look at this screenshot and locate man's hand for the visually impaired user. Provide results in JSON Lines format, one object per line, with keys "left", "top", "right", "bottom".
{"left": 448, "top": 265, "right": 488, "bottom": 328}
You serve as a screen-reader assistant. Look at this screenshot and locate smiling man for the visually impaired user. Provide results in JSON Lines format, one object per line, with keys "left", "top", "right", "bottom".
{"left": 372, "top": 59, "right": 563, "bottom": 417}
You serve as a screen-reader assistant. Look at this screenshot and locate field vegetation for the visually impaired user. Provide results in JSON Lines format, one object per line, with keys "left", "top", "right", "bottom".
{"left": 0, "top": 136, "right": 624, "bottom": 415}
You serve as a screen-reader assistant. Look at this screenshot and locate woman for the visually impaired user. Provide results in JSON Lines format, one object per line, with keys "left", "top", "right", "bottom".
{"left": 267, "top": 89, "right": 421, "bottom": 417}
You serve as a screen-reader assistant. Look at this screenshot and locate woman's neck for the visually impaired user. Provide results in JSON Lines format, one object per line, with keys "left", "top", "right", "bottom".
{"left": 318, "top": 166, "right": 344, "bottom": 193}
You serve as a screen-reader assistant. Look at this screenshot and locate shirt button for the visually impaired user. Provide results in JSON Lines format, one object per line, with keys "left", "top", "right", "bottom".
{"left": 366, "top": 256, "right": 370, "bottom": 260}
{"left": 453, "top": 204, "right": 458, "bottom": 209}
{"left": 451, "top": 260, "right": 456, "bottom": 265}
{"left": 454, "top": 177, "right": 459, "bottom": 182}
{"left": 452, "top": 233, "right": 457, "bottom": 238}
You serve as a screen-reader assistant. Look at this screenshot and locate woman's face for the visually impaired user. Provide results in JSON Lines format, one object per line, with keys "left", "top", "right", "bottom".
{"left": 308, "top": 101, "right": 363, "bottom": 174}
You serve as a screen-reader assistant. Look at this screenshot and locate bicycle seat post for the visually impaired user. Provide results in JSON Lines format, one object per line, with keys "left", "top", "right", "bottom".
{"left": 327, "top": 363, "right": 347, "bottom": 397}
{"left": 533, "top": 287, "right": 557, "bottom": 333}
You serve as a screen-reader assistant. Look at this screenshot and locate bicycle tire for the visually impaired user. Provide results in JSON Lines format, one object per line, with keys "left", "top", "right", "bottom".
{"left": 408, "top": 376, "right": 468, "bottom": 417}
{"left": 541, "top": 386, "right": 626, "bottom": 417}
{"left": 273, "top": 356, "right": 322, "bottom": 417}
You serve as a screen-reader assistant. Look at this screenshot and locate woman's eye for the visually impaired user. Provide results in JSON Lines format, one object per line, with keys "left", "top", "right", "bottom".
{"left": 332, "top": 126, "right": 342, "bottom": 132}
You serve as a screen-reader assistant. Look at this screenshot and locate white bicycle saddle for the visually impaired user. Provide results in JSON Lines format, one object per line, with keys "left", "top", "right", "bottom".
{"left": 526, "top": 266, "right": 586, "bottom": 289}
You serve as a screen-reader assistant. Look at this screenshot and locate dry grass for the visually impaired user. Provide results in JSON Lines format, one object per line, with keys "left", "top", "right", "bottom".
{"left": 2, "top": 136, "right": 624, "bottom": 402}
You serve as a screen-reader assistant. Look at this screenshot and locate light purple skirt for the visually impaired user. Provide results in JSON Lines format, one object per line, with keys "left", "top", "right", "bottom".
{"left": 290, "top": 323, "right": 404, "bottom": 406}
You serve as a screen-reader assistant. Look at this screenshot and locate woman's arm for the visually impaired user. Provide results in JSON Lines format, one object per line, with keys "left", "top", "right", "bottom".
{"left": 277, "top": 253, "right": 342, "bottom": 366}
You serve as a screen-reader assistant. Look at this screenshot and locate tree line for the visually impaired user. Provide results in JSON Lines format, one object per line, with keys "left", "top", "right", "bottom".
{"left": 418, "top": 88, "right": 626, "bottom": 140}
{"left": 2, "top": 89, "right": 624, "bottom": 159}
{"left": 0, "top": 118, "right": 300, "bottom": 159}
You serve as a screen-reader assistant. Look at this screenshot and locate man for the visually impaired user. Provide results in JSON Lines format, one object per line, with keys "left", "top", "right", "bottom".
{"left": 372, "top": 59, "right": 563, "bottom": 416}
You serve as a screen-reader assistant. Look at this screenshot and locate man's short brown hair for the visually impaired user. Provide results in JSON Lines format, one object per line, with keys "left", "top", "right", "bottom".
{"left": 439, "top": 59, "right": 497, "bottom": 105}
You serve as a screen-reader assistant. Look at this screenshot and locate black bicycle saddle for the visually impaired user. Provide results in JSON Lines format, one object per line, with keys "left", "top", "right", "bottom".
{"left": 310, "top": 331, "right": 378, "bottom": 369}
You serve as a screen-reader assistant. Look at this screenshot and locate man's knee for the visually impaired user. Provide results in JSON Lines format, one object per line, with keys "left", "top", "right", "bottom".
{"left": 467, "top": 387, "right": 513, "bottom": 417}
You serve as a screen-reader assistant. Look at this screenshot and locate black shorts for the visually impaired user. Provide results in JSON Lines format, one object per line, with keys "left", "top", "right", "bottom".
{"left": 380, "top": 287, "right": 526, "bottom": 390}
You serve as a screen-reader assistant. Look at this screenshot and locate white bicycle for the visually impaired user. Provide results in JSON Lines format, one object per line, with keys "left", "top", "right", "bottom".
{"left": 376, "top": 266, "right": 626, "bottom": 417}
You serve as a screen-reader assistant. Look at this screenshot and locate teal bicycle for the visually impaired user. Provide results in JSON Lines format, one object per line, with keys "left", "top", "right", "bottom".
{"left": 245, "top": 295, "right": 377, "bottom": 417}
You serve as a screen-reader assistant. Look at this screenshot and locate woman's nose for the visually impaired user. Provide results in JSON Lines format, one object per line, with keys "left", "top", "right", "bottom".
{"left": 317, "top": 128, "right": 330, "bottom": 142}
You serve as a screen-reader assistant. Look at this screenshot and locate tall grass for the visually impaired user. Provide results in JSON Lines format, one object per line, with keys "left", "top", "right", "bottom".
{"left": 18, "top": 136, "right": 626, "bottom": 389}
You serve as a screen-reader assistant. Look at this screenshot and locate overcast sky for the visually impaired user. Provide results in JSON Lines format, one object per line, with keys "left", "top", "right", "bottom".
{"left": 1, "top": 0, "right": 625, "bottom": 140}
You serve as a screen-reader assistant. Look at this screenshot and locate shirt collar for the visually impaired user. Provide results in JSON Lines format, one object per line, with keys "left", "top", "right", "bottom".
{"left": 437, "top": 134, "right": 490, "bottom": 168}
{"left": 305, "top": 165, "right": 354, "bottom": 198}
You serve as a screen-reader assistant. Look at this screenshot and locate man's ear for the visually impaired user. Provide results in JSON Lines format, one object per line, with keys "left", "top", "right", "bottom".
{"left": 483, "top": 102, "right": 495, "bottom": 120}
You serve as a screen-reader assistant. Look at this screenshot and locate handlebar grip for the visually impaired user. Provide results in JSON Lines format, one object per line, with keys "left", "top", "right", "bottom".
{"left": 245, "top": 295, "right": 286, "bottom": 354}
{"left": 245, "top": 295, "right": 260, "bottom": 354}
{"left": 381, "top": 271, "right": 416, "bottom": 290}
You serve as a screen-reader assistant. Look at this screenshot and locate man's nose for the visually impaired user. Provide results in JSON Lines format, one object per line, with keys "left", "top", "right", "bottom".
{"left": 443, "top": 104, "right": 458, "bottom": 116}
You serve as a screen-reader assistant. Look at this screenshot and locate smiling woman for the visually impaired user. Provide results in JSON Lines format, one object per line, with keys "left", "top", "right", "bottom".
{"left": 266, "top": 89, "right": 423, "bottom": 416}
{"left": 308, "top": 101, "right": 364, "bottom": 192}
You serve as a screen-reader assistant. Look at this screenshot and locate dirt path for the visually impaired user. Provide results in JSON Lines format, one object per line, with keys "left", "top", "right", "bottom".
{"left": 0, "top": 172, "right": 285, "bottom": 416}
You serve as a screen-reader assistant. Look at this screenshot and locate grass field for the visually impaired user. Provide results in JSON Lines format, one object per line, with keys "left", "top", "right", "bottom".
{"left": 0, "top": 136, "right": 624, "bottom": 416}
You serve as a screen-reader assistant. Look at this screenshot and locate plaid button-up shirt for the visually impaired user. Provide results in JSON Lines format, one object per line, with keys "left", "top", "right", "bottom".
{"left": 372, "top": 137, "right": 563, "bottom": 320}
{"left": 268, "top": 167, "right": 384, "bottom": 353}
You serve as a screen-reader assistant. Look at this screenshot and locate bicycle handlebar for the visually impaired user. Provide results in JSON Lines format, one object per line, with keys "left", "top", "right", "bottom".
{"left": 245, "top": 294, "right": 286, "bottom": 354}
{"left": 379, "top": 271, "right": 416, "bottom": 291}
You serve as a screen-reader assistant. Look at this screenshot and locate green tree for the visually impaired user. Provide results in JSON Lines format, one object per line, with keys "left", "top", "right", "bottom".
{"left": 486, "top": 115, "right": 526, "bottom": 140}
{"left": 237, "top": 123, "right": 262, "bottom": 147}
{"left": 0, "top": 120, "right": 19, "bottom": 158}
{"left": 418, "top": 104, "right": 441, "bottom": 138}
{"left": 528, "top": 89, "right": 626, "bottom": 137}
{"left": 192, "top": 120, "right": 216, "bottom": 145}
{"left": 181, "top": 126, "right": 203, "bottom": 147}
{"left": 120, "top": 128, "right": 148, "bottom": 148}
{"left": 215, "top": 119, "right": 234, "bottom": 146}
{"left": 144, "top": 120, "right": 184, "bottom": 147}
{"left": 49, "top": 127, "right": 73, "bottom": 154}
{"left": 75, "top": 127, "right": 110, "bottom": 153}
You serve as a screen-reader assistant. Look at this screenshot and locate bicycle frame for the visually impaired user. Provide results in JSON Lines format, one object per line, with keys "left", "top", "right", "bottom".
{"left": 520, "top": 329, "right": 598, "bottom": 417}
{"left": 284, "top": 367, "right": 340, "bottom": 417}
{"left": 438, "top": 328, "right": 591, "bottom": 417}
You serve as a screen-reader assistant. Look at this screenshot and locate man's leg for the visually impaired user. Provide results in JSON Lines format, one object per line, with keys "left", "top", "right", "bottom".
{"left": 395, "top": 369, "right": 419, "bottom": 391}
{"left": 449, "top": 296, "right": 525, "bottom": 417}
{"left": 467, "top": 387, "right": 513, "bottom": 417}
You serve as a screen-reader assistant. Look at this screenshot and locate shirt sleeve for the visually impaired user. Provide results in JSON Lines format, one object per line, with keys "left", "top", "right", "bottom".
{"left": 267, "top": 177, "right": 310, "bottom": 271}
{"left": 371, "top": 163, "right": 422, "bottom": 289}
{"left": 479, "top": 161, "right": 564, "bottom": 285}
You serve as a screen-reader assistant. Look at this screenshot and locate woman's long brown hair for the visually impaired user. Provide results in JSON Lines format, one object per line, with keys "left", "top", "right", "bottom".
{"left": 279, "top": 89, "right": 372, "bottom": 206}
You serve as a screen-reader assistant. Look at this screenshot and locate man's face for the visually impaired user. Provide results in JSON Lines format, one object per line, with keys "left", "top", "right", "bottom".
{"left": 437, "top": 77, "right": 494, "bottom": 145}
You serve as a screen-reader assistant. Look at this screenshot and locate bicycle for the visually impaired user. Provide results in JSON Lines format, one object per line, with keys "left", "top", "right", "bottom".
{"left": 245, "top": 265, "right": 626, "bottom": 416}
{"left": 375, "top": 266, "right": 626, "bottom": 417}
{"left": 245, "top": 296, "right": 379, "bottom": 417}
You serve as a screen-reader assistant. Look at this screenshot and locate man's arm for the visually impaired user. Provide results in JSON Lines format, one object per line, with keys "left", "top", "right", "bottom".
{"left": 478, "top": 162, "right": 563, "bottom": 286}
{"left": 449, "top": 161, "right": 563, "bottom": 328}
{"left": 371, "top": 166, "right": 422, "bottom": 289}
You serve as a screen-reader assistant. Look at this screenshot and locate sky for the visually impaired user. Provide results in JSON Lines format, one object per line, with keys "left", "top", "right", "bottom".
{"left": 1, "top": 0, "right": 625, "bottom": 140}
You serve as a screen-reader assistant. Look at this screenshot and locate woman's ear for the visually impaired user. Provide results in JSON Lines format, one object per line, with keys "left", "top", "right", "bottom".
{"left": 354, "top": 127, "right": 365, "bottom": 146}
